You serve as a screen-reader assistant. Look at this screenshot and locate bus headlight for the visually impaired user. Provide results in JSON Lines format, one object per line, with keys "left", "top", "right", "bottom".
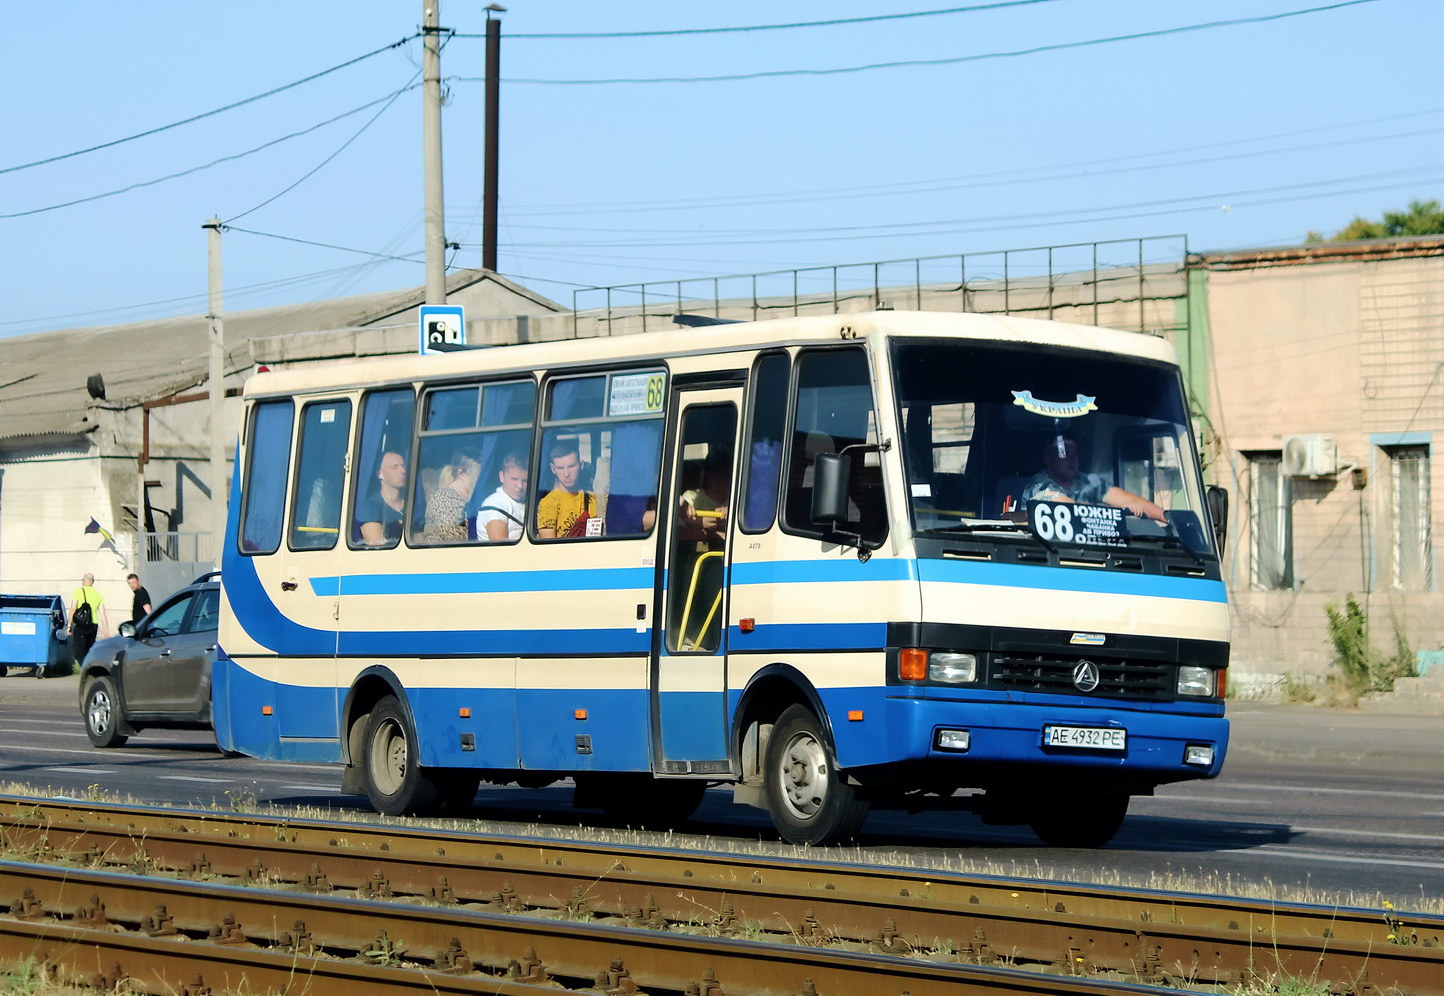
{"left": 1177, "top": 665, "right": 1215, "bottom": 696}
{"left": 929, "top": 652, "right": 977, "bottom": 684}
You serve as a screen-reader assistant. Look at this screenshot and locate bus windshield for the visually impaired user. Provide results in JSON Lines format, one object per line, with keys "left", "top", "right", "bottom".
{"left": 891, "top": 337, "right": 1213, "bottom": 555}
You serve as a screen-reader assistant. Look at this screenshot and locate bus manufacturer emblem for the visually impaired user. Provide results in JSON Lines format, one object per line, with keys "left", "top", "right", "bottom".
{"left": 1072, "top": 660, "right": 1101, "bottom": 692}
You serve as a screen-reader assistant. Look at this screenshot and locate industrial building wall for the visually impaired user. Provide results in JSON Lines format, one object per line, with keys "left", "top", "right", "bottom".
{"left": 1203, "top": 250, "right": 1444, "bottom": 688}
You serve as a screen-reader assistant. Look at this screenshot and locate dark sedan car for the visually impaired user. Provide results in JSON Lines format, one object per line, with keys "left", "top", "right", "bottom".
{"left": 79, "top": 573, "right": 220, "bottom": 747}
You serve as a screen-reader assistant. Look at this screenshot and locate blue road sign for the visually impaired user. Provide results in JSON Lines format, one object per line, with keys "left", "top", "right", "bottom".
{"left": 419, "top": 305, "right": 466, "bottom": 355}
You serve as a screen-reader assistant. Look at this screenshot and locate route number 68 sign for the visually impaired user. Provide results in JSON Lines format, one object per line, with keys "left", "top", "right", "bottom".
{"left": 1027, "top": 500, "right": 1126, "bottom": 547}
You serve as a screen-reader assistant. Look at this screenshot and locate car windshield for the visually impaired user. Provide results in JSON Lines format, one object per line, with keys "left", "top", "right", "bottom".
{"left": 890, "top": 337, "right": 1214, "bottom": 555}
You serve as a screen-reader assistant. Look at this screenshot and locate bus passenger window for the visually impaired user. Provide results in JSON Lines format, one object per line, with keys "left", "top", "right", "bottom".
{"left": 782, "top": 348, "right": 887, "bottom": 547}
{"left": 240, "top": 401, "right": 293, "bottom": 555}
{"left": 289, "top": 400, "right": 353, "bottom": 551}
{"left": 412, "top": 379, "right": 536, "bottom": 546}
{"left": 350, "top": 388, "right": 415, "bottom": 549}
{"left": 537, "top": 370, "right": 666, "bottom": 540}
{"left": 740, "top": 352, "right": 789, "bottom": 532}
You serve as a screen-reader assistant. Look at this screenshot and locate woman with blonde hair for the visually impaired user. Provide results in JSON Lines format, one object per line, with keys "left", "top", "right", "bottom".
{"left": 424, "top": 449, "right": 481, "bottom": 543}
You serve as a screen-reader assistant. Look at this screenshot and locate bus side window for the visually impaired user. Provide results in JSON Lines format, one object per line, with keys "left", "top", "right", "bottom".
{"left": 239, "top": 400, "right": 294, "bottom": 555}
{"left": 412, "top": 379, "right": 536, "bottom": 546}
{"left": 536, "top": 370, "right": 666, "bottom": 540}
{"left": 740, "top": 351, "right": 789, "bottom": 532}
{"left": 349, "top": 388, "right": 416, "bottom": 550}
{"left": 289, "top": 400, "right": 353, "bottom": 551}
{"left": 782, "top": 348, "right": 887, "bottom": 547}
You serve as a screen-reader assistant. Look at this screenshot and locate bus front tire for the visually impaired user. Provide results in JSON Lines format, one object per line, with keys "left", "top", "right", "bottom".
{"left": 362, "top": 695, "right": 444, "bottom": 816}
{"left": 84, "top": 677, "right": 128, "bottom": 748}
{"left": 1028, "top": 792, "right": 1129, "bottom": 848}
{"left": 763, "top": 704, "right": 869, "bottom": 845}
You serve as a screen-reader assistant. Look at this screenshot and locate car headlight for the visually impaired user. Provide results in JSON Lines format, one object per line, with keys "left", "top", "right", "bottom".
{"left": 1177, "top": 665, "right": 1215, "bottom": 696}
{"left": 929, "top": 652, "right": 978, "bottom": 684}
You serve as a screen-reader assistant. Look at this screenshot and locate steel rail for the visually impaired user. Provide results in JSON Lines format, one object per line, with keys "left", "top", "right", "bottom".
{"left": 0, "top": 859, "right": 1170, "bottom": 996}
{"left": 2, "top": 795, "right": 1440, "bottom": 993}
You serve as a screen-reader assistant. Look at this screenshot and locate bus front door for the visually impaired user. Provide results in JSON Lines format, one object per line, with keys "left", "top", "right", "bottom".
{"left": 654, "top": 390, "right": 740, "bottom": 771}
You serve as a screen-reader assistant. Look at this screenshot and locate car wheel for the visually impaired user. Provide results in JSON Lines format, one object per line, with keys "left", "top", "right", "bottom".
{"left": 763, "top": 704, "right": 869, "bottom": 845}
{"left": 361, "top": 695, "right": 445, "bottom": 816}
{"left": 84, "top": 677, "right": 128, "bottom": 748}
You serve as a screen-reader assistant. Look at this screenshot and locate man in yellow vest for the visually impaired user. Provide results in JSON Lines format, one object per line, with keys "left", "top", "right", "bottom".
{"left": 68, "top": 573, "right": 109, "bottom": 665}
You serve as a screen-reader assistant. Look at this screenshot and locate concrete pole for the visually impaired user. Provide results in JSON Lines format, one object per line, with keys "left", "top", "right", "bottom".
{"left": 483, "top": 5, "right": 504, "bottom": 272}
{"left": 422, "top": 0, "right": 447, "bottom": 304}
{"left": 203, "top": 217, "right": 226, "bottom": 570}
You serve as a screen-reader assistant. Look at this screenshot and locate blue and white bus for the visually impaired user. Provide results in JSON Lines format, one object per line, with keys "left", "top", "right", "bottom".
{"left": 216, "top": 309, "right": 1229, "bottom": 846}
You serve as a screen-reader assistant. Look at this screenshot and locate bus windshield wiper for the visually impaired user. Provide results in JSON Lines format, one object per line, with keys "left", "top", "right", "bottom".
{"left": 1126, "top": 528, "right": 1208, "bottom": 567}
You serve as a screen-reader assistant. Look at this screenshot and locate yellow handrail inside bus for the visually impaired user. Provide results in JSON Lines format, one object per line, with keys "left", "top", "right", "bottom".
{"left": 676, "top": 550, "right": 723, "bottom": 652}
{"left": 294, "top": 526, "right": 339, "bottom": 533}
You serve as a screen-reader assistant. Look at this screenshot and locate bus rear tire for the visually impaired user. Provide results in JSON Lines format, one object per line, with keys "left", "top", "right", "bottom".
{"left": 764, "top": 704, "right": 869, "bottom": 845}
{"left": 362, "top": 695, "right": 443, "bottom": 816}
{"left": 1028, "top": 792, "right": 1129, "bottom": 848}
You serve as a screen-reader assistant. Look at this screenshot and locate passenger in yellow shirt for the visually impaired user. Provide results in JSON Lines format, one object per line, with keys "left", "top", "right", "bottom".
{"left": 536, "top": 440, "right": 597, "bottom": 538}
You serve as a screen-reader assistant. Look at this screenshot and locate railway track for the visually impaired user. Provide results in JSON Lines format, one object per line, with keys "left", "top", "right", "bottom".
{"left": 0, "top": 794, "right": 1438, "bottom": 995}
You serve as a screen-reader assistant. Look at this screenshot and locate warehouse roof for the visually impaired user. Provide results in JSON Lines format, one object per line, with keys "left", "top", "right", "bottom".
{"left": 0, "top": 269, "right": 561, "bottom": 446}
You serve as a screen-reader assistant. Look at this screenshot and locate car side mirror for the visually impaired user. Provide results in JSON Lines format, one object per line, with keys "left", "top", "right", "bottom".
{"left": 119, "top": 621, "right": 136, "bottom": 639}
{"left": 811, "top": 452, "right": 850, "bottom": 526}
{"left": 1206, "top": 485, "right": 1228, "bottom": 555}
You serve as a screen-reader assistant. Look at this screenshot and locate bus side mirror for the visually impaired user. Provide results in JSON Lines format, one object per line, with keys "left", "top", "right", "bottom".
{"left": 1206, "top": 485, "right": 1228, "bottom": 555}
{"left": 811, "top": 452, "right": 851, "bottom": 526}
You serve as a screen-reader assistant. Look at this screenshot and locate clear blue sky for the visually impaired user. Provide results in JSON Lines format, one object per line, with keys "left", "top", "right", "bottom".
{"left": 3, "top": 0, "right": 1440, "bottom": 338}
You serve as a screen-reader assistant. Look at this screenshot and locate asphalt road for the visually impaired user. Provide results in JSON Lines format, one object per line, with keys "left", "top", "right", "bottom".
{"left": 2, "top": 672, "right": 1440, "bottom": 909}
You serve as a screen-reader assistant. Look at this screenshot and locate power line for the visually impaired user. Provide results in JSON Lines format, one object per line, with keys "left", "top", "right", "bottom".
{"left": 0, "top": 84, "right": 423, "bottom": 221}
{"left": 223, "top": 69, "right": 421, "bottom": 224}
{"left": 492, "top": 105, "right": 1444, "bottom": 218}
{"left": 223, "top": 226, "right": 425, "bottom": 263}
{"left": 455, "top": 1, "right": 1058, "bottom": 39}
{"left": 486, "top": 1, "right": 1379, "bottom": 84}
{"left": 0, "top": 34, "right": 419, "bottom": 175}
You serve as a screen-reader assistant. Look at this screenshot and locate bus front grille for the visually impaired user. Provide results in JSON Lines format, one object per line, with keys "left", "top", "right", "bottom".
{"left": 990, "top": 655, "right": 1173, "bottom": 698}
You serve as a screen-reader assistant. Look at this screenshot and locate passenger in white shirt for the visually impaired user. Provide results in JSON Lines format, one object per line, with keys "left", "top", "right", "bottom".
{"left": 475, "top": 452, "right": 529, "bottom": 541}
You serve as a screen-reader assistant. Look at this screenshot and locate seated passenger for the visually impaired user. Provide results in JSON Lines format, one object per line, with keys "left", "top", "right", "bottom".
{"left": 356, "top": 451, "right": 407, "bottom": 546}
{"left": 476, "top": 452, "right": 529, "bottom": 542}
{"left": 424, "top": 450, "right": 481, "bottom": 543}
{"left": 536, "top": 439, "right": 597, "bottom": 538}
{"left": 1022, "top": 434, "right": 1166, "bottom": 521}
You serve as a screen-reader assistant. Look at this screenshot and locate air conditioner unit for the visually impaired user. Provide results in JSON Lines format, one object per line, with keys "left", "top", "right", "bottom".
{"left": 1281, "top": 434, "right": 1337, "bottom": 478}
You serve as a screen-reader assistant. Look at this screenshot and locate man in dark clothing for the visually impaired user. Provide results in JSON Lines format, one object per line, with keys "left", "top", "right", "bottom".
{"left": 127, "top": 573, "right": 152, "bottom": 623}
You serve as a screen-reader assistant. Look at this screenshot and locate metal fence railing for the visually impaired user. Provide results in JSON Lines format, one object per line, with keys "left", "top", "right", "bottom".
{"left": 571, "top": 235, "right": 1190, "bottom": 337}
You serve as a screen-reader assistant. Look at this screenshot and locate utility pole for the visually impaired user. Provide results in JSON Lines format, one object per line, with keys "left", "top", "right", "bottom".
{"left": 483, "top": 4, "right": 505, "bottom": 272}
{"left": 422, "top": 0, "right": 447, "bottom": 303}
{"left": 203, "top": 217, "right": 226, "bottom": 570}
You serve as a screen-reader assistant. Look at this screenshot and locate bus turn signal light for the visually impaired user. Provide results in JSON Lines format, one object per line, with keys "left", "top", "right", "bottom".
{"left": 574, "top": 709, "right": 588, "bottom": 721}
{"left": 261, "top": 705, "right": 273, "bottom": 716}
{"left": 899, "top": 648, "right": 928, "bottom": 681}
{"left": 458, "top": 708, "right": 471, "bottom": 718}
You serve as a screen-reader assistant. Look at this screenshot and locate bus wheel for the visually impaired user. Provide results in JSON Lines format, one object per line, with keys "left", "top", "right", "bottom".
{"left": 1028, "top": 793, "right": 1129, "bottom": 848}
{"left": 362, "top": 695, "right": 443, "bottom": 816}
{"left": 764, "top": 704, "right": 869, "bottom": 845}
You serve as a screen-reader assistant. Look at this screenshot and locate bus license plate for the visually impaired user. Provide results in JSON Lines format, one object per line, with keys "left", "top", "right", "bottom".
{"left": 1044, "top": 725, "right": 1126, "bottom": 750}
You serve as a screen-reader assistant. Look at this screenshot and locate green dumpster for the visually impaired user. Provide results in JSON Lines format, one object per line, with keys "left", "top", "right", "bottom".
{"left": 0, "top": 594, "right": 73, "bottom": 678}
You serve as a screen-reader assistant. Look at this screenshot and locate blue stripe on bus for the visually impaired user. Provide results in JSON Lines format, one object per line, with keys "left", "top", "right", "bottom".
{"left": 731, "top": 559, "right": 917, "bottom": 585}
{"left": 728, "top": 621, "right": 887, "bottom": 650}
{"left": 310, "top": 566, "right": 656, "bottom": 598}
{"left": 917, "top": 559, "right": 1227, "bottom": 603}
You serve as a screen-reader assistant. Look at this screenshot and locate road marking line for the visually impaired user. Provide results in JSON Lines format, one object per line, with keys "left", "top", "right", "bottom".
{"left": 279, "top": 785, "right": 342, "bottom": 792}
{"left": 156, "top": 776, "right": 228, "bottom": 784}
{"left": 1174, "top": 782, "right": 1444, "bottom": 802}
{"left": 43, "top": 767, "right": 116, "bottom": 774}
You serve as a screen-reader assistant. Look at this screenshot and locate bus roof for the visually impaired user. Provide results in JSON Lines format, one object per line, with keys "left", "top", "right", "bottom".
{"left": 242, "top": 309, "right": 1179, "bottom": 399}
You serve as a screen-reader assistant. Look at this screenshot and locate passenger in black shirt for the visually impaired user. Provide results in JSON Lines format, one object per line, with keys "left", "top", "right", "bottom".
{"left": 126, "top": 573, "right": 152, "bottom": 623}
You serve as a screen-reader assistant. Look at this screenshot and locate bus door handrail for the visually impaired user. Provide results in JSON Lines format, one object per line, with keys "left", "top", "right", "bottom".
{"left": 676, "top": 550, "right": 724, "bottom": 652}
